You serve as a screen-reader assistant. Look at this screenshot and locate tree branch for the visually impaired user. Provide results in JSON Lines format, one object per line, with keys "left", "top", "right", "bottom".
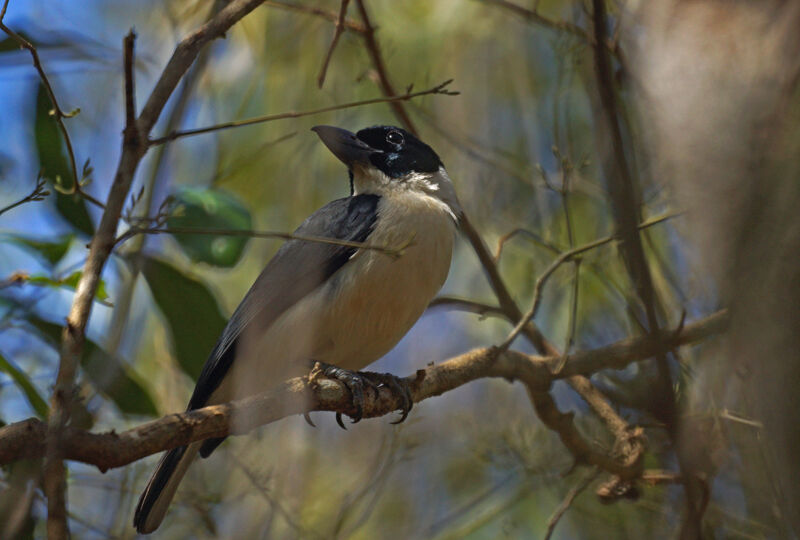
{"left": 0, "top": 311, "right": 726, "bottom": 473}
{"left": 353, "top": 0, "right": 418, "bottom": 134}
{"left": 264, "top": 0, "right": 366, "bottom": 33}
{"left": 317, "top": 0, "right": 350, "bottom": 88}
{"left": 147, "top": 79, "right": 458, "bottom": 145}
{"left": 42, "top": 2, "right": 271, "bottom": 535}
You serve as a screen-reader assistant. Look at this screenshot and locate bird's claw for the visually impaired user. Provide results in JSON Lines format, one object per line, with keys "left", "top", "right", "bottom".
{"left": 308, "top": 361, "right": 414, "bottom": 427}
{"left": 311, "top": 362, "right": 378, "bottom": 428}
{"left": 368, "top": 372, "right": 413, "bottom": 424}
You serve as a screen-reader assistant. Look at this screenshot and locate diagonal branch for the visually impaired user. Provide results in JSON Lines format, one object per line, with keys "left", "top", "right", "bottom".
{"left": 317, "top": 0, "right": 351, "bottom": 88}
{"left": 353, "top": 0, "right": 418, "bottom": 134}
{"left": 264, "top": 0, "right": 366, "bottom": 33}
{"left": 476, "top": 0, "right": 591, "bottom": 41}
{"left": 0, "top": 310, "right": 726, "bottom": 474}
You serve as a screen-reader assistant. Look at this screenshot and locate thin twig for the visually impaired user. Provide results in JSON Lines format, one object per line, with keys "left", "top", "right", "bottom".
{"left": 264, "top": 0, "right": 366, "bottom": 33}
{"left": 544, "top": 467, "right": 600, "bottom": 540}
{"left": 0, "top": 13, "right": 103, "bottom": 209}
{"left": 499, "top": 212, "right": 680, "bottom": 351}
{"left": 494, "top": 228, "right": 561, "bottom": 262}
{"left": 428, "top": 295, "right": 505, "bottom": 318}
{"left": 116, "top": 225, "right": 415, "bottom": 258}
{"left": 317, "top": 0, "right": 350, "bottom": 88}
{"left": 477, "top": 0, "right": 591, "bottom": 41}
{"left": 353, "top": 0, "right": 418, "bottom": 134}
{"left": 0, "top": 177, "right": 49, "bottom": 217}
{"left": 148, "top": 79, "right": 457, "bottom": 145}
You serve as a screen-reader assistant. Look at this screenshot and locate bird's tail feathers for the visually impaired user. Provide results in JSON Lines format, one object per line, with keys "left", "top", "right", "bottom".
{"left": 133, "top": 442, "right": 200, "bottom": 534}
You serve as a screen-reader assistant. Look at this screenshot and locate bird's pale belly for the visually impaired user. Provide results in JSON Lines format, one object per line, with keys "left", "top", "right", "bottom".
{"left": 216, "top": 193, "right": 455, "bottom": 402}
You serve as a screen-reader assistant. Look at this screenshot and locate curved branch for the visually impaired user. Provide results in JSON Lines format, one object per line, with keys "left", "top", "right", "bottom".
{"left": 0, "top": 311, "right": 726, "bottom": 474}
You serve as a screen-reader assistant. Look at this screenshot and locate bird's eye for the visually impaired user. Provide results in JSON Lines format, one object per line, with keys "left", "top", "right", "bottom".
{"left": 386, "top": 130, "right": 404, "bottom": 145}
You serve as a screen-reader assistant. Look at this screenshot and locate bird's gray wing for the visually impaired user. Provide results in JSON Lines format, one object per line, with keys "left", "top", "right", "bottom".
{"left": 186, "top": 193, "right": 381, "bottom": 411}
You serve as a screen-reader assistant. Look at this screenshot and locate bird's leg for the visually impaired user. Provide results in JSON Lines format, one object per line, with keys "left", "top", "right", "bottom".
{"left": 307, "top": 362, "right": 414, "bottom": 427}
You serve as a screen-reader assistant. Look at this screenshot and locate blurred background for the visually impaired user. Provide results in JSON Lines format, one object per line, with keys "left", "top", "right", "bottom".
{"left": 0, "top": 0, "right": 798, "bottom": 538}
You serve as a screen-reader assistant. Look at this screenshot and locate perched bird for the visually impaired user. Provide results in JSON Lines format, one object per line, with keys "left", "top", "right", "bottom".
{"left": 133, "top": 125, "right": 461, "bottom": 533}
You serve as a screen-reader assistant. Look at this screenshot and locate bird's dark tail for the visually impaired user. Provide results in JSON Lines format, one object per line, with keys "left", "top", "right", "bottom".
{"left": 133, "top": 442, "right": 200, "bottom": 534}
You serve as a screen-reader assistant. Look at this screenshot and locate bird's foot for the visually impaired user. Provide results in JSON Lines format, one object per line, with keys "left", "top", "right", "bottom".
{"left": 308, "top": 362, "right": 413, "bottom": 428}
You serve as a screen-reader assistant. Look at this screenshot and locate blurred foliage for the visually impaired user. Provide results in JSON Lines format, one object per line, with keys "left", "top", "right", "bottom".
{"left": 27, "top": 316, "right": 157, "bottom": 417}
{"left": 140, "top": 256, "right": 227, "bottom": 379}
{"left": 0, "top": 0, "right": 786, "bottom": 538}
{"left": 5, "top": 233, "right": 74, "bottom": 266}
{"left": 166, "top": 187, "right": 253, "bottom": 268}
{"left": 0, "top": 352, "right": 48, "bottom": 418}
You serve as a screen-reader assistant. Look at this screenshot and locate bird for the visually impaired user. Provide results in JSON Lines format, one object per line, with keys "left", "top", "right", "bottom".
{"left": 133, "top": 125, "right": 461, "bottom": 533}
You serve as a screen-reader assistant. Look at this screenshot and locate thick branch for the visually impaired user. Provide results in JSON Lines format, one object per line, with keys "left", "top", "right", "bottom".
{"left": 0, "top": 311, "right": 726, "bottom": 472}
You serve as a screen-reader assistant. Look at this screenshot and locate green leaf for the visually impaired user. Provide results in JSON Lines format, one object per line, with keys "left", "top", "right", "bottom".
{"left": 26, "top": 317, "right": 157, "bottom": 416}
{"left": 21, "top": 271, "right": 110, "bottom": 304}
{"left": 6, "top": 234, "right": 74, "bottom": 266}
{"left": 33, "top": 84, "right": 94, "bottom": 236}
{"left": 140, "top": 256, "right": 227, "bottom": 378}
{"left": 167, "top": 187, "right": 252, "bottom": 267}
{"left": 0, "top": 353, "right": 49, "bottom": 418}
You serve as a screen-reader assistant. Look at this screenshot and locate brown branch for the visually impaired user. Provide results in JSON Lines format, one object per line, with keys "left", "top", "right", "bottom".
{"left": 477, "top": 0, "right": 591, "bottom": 41}
{"left": 317, "top": 0, "right": 350, "bottom": 88}
{"left": 353, "top": 0, "right": 417, "bottom": 134}
{"left": 42, "top": 2, "right": 271, "bottom": 535}
{"left": 428, "top": 295, "right": 505, "bottom": 318}
{"left": 342, "top": 15, "right": 622, "bottom": 472}
{"left": 340, "top": 15, "right": 630, "bottom": 479}
{"left": 0, "top": 311, "right": 726, "bottom": 474}
{"left": 457, "top": 215, "right": 640, "bottom": 476}
{"left": 147, "top": 79, "right": 457, "bottom": 145}
{"left": 590, "top": 1, "right": 701, "bottom": 534}
{"left": 43, "top": 30, "right": 137, "bottom": 540}
{"left": 264, "top": 0, "right": 366, "bottom": 33}
{"left": 342, "top": 6, "right": 630, "bottom": 473}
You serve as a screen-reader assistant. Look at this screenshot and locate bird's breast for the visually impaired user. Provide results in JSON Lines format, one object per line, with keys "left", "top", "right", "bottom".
{"left": 318, "top": 191, "right": 456, "bottom": 368}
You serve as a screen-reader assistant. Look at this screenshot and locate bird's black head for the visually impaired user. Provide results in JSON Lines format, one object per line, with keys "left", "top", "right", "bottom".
{"left": 312, "top": 125, "right": 442, "bottom": 178}
{"left": 313, "top": 124, "right": 460, "bottom": 217}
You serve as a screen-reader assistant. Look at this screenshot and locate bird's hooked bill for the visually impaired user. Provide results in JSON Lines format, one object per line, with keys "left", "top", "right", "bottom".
{"left": 312, "top": 125, "right": 377, "bottom": 168}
